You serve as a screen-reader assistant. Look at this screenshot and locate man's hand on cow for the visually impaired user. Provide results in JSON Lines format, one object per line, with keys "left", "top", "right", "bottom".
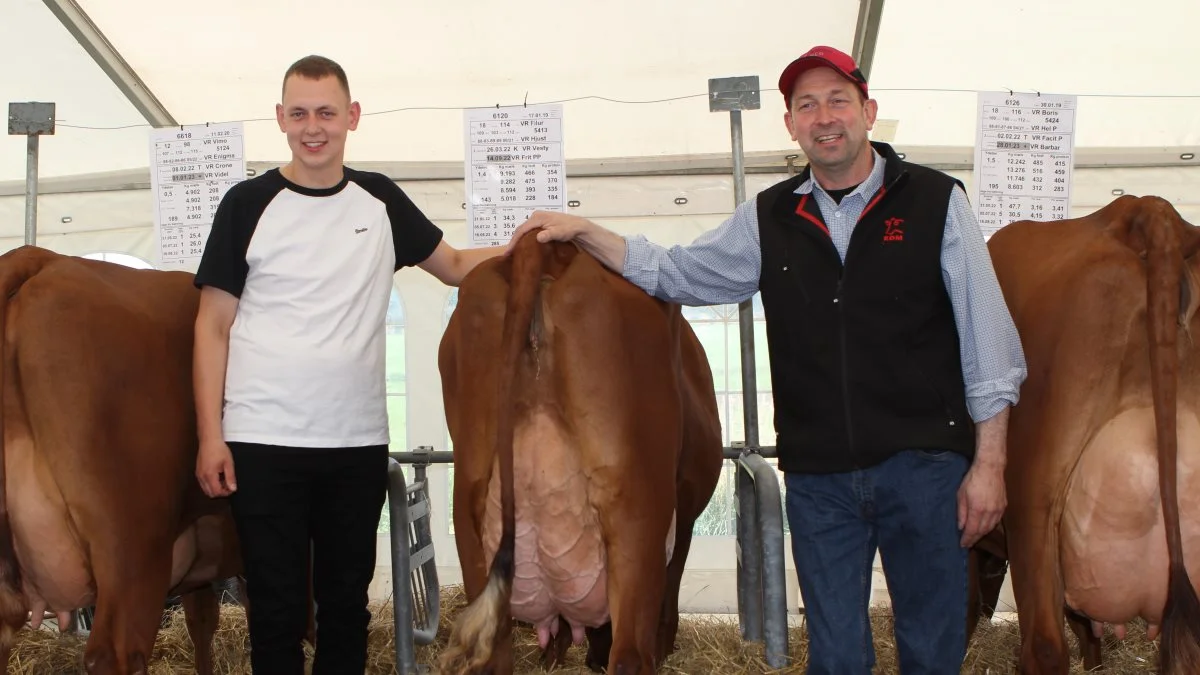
{"left": 956, "top": 460, "right": 1006, "bottom": 548}
{"left": 503, "top": 211, "right": 630, "bottom": 274}
{"left": 196, "top": 440, "right": 237, "bottom": 498}
{"left": 505, "top": 211, "right": 594, "bottom": 255}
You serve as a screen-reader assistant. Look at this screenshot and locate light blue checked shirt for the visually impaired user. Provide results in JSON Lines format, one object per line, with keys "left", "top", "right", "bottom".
{"left": 621, "top": 148, "right": 1027, "bottom": 423}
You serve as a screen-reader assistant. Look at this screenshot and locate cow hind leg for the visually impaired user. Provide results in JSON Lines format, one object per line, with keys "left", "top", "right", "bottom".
{"left": 0, "top": 577, "right": 25, "bottom": 672}
{"left": 83, "top": 603, "right": 158, "bottom": 675}
{"left": 966, "top": 546, "right": 1008, "bottom": 643}
{"left": 654, "top": 524, "right": 694, "bottom": 666}
{"left": 1009, "top": 526, "right": 1071, "bottom": 674}
{"left": 182, "top": 583, "right": 220, "bottom": 675}
{"left": 600, "top": 521, "right": 668, "bottom": 675}
{"left": 0, "top": 611, "right": 22, "bottom": 675}
{"left": 585, "top": 622, "right": 613, "bottom": 672}
{"left": 539, "top": 616, "right": 572, "bottom": 670}
{"left": 1065, "top": 609, "right": 1102, "bottom": 671}
{"left": 966, "top": 548, "right": 985, "bottom": 642}
{"left": 83, "top": 562, "right": 172, "bottom": 675}
{"left": 489, "top": 615, "right": 515, "bottom": 675}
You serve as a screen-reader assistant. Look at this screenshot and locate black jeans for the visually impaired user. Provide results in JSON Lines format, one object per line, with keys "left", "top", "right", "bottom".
{"left": 228, "top": 442, "right": 388, "bottom": 675}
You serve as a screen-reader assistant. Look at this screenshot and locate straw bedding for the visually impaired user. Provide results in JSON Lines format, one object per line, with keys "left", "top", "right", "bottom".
{"left": 7, "top": 586, "right": 1160, "bottom": 674}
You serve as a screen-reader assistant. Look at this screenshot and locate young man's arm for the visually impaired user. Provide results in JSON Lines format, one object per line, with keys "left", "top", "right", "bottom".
{"left": 194, "top": 286, "right": 239, "bottom": 497}
{"left": 364, "top": 173, "right": 507, "bottom": 286}
{"left": 189, "top": 181, "right": 256, "bottom": 498}
{"left": 417, "top": 241, "right": 508, "bottom": 286}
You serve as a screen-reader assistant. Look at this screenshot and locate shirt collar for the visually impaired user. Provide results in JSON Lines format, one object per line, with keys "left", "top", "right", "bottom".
{"left": 794, "top": 147, "right": 886, "bottom": 202}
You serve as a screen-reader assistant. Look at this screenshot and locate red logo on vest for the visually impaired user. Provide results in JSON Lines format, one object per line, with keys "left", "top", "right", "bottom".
{"left": 883, "top": 217, "right": 905, "bottom": 242}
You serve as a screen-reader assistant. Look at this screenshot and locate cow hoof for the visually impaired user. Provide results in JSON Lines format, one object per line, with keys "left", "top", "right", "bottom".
{"left": 84, "top": 648, "right": 147, "bottom": 675}
{"left": 83, "top": 649, "right": 114, "bottom": 675}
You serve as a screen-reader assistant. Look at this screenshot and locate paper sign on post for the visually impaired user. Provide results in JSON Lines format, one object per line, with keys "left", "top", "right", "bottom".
{"left": 464, "top": 105, "right": 566, "bottom": 247}
{"left": 972, "top": 92, "right": 1077, "bottom": 237}
{"left": 149, "top": 122, "right": 246, "bottom": 271}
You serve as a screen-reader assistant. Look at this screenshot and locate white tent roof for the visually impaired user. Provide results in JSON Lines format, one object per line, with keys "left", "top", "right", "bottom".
{"left": 5, "top": 0, "right": 1198, "bottom": 187}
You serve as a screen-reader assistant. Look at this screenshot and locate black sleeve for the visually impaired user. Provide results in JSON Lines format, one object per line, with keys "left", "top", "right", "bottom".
{"left": 193, "top": 175, "right": 278, "bottom": 296}
{"left": 352, "top": 170, "right": 445, "bottom": 271}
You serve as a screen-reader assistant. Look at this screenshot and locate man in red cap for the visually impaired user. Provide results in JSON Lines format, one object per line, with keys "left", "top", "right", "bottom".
{"left": 508, "top": 45, "right": 1023, "bottom": 674}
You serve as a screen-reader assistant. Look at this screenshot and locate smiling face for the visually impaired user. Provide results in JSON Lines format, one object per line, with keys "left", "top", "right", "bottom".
{"left": 783, "top": 66, "right": 878, "bottom": 189}
{"left": 275, "top": 73, "right": 361, "bottom": 188}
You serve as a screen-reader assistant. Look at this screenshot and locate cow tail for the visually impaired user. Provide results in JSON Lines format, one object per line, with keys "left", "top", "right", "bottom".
{"left": 440, "top": 234, "right": 543, "bottom": 674}
{"left": 1140, "top": 200, "right": 1200, "bottom": 675}
{"left": 0, "top": 246, "right": 54, "bottom": 643}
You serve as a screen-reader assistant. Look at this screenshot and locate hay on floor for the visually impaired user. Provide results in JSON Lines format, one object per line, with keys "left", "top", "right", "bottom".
{"left": 6, "top": 586, "right": 1162, "bottom": 673}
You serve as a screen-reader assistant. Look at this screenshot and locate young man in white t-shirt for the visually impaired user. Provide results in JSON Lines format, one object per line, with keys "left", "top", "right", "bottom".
{"left": 192, "top": 55, "right": 503, "bottom": 674}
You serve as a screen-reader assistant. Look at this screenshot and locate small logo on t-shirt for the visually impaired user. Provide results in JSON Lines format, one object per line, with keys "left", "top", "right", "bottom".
{"left": 354, "top": 227, "right": 368, "bottom": 234}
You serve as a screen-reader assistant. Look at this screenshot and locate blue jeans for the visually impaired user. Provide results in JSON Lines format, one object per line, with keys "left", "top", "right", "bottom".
{"left": 785, "top": 449, "right": 969, "bottom": 675}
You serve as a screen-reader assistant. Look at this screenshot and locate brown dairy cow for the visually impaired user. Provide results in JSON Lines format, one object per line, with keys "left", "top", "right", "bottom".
{"left": 436, "top": 235, "right": 724, "bottom": 675}
{"left": 986, "top": 195, "right": 1200, "bottom": 674}
{"left": 0, "top": 246, "right": 242, "bottom": 674}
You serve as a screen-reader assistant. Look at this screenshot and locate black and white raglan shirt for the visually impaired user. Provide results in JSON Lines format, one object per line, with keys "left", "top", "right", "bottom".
{"left": 194, "top": 167, "right": 443, "bottom": 449}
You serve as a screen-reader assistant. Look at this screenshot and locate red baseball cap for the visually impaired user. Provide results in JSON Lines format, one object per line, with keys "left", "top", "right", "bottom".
{"left": 778, "top": 45, "right": 869, "bottom": 104}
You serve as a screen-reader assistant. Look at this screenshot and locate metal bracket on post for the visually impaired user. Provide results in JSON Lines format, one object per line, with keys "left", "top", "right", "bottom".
{"left": 411, "top": 444, "right": 432, "bottom": 486}
{"left": 8, "top": 102, "right": 56, "bottom": 247}
{"left": 785, "top": 154, "right": 802, "bottom": 177}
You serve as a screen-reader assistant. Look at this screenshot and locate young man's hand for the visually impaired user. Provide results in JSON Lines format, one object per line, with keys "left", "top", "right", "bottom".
{"left": 197, "top": 439, "right": 237, "bottom": 498}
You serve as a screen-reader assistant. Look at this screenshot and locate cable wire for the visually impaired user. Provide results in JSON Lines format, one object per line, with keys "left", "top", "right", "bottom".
{"left": 47, "top": 88, "right": 1200, "bottom": 132}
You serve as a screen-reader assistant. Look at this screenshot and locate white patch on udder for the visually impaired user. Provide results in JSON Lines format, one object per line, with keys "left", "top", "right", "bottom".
{"left": 1060, "top": 406, "right": 1200, "bottom": 626}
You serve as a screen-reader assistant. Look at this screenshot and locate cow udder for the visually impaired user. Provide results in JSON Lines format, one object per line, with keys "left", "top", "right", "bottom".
{"left": 479, "top": 409, "right": 623, "bottom": 649}
{"left": 1060, "top": 405, "right": 1200, "bottom": 637}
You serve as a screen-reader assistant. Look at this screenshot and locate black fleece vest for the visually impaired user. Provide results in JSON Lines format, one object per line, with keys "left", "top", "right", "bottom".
{"left": 757, "top": 142, "right": 976, "bottom": 474}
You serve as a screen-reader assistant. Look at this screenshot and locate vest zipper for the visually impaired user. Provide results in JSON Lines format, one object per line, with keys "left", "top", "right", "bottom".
{"left": 834, "top": 273, "right": 856, "bottom": 464}
{"left": 834, "top": 170, "right": 906, "bottom": 466}
{"left": 792, "top": 162, "right": 910, "bottom": 469}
